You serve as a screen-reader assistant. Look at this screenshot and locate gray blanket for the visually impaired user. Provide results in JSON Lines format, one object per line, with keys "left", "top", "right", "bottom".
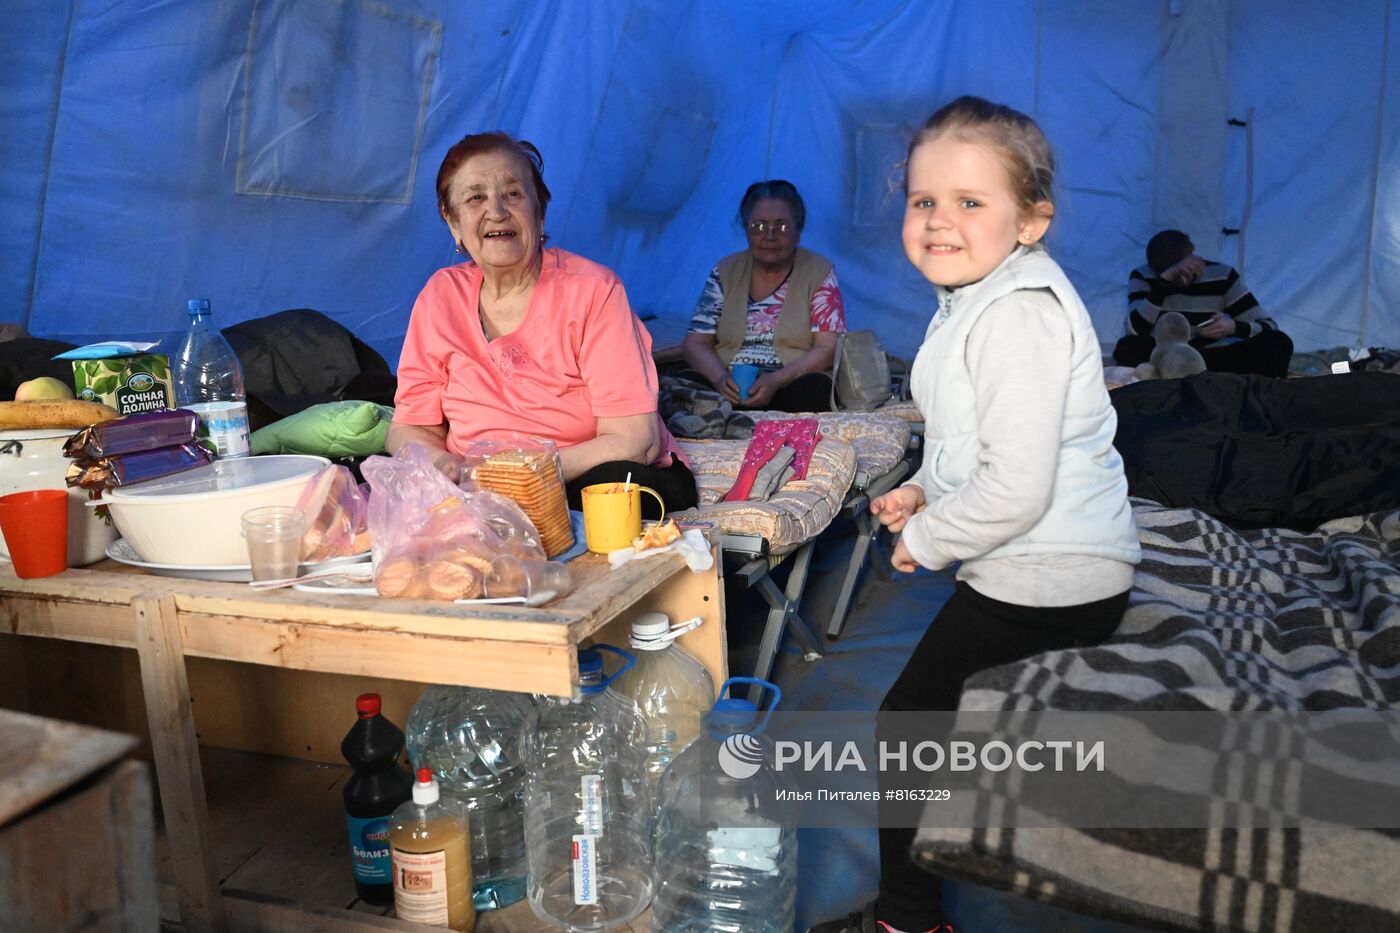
{"left": 914, "top": 499, "right": 1400, "bottom": 932}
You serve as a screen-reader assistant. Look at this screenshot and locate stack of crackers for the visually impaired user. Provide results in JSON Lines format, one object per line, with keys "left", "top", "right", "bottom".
{"left": 472, "top": 448, "right": 575, "bottom": 557}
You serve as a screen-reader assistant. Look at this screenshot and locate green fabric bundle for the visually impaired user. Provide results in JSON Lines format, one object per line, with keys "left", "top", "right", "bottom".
{"left": 250, "top": 400, "right": 394, "bottom": 457}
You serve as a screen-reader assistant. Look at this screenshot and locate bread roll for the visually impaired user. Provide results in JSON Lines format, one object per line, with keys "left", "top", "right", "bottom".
{"left": 0, "top": 399, "right": 119, "bottom": 430}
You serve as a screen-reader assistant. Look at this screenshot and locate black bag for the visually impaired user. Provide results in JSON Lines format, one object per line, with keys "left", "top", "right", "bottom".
{"left": 1112, "top": 372, "right": 1400, "bottom": 529}
{"left": 222, "top": 309, "right": 396, "bottom": 431}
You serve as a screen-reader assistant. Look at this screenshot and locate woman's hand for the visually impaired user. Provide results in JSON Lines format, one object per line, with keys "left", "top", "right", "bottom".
{"left": 890, "top": 535, "right": 919, "bottom": 573}
{"left": 870, "top": 484, "right": 925, "bottom": 533}
{"left": 428, "top": 448, "right": 464, "bottom": 483}
{"left": 713, "top": 374, "right": 743, "bottom": 405}
{"left": 735, "top": 371, "right": 784, "bottom": 408}
{"left": 386, "top": 421, "right": 462, "bottom": 481}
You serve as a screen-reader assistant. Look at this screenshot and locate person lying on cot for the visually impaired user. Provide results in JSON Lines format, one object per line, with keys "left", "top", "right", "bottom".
{"left": 387, "top": 132, "right": 697, "bottom": 518}
{"left": 1113, "top": 229, "right": 1293, "bottom": 378}
{"left": 680, "top": 180, "right": 847, "bottom": 412}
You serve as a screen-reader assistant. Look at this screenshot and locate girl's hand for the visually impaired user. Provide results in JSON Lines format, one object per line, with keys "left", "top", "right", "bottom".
{"left": 870, "top": 485, "right": 925, "bottom": 533}
{"left": 891, "top": 535, "right": 919, "bottom": 573}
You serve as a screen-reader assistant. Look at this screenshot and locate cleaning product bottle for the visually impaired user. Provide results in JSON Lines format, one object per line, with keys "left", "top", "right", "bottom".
{"left": 522, "top": 645, "right": 652, "bottom": 931}
{"left": 389, "top": 768, "right": 475, "bottom": 931}
{"left": 652, "top": 677, "right": 797, "bottom": 932}
{"left": 405, "top": 685, "right": 535, "bottom": 912}
{"left": 610, "top": 612, "right": 715, "bottom": 803}
{"left": 172, "top": 297, "right": 250, "bottom": 459}
{"left": 341, "top": 693, "right": 414, "bottom": 906}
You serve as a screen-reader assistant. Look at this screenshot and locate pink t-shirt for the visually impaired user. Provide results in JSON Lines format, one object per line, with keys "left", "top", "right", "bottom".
{"left": 394, "top": 248, "right": 679, "bottom": 466}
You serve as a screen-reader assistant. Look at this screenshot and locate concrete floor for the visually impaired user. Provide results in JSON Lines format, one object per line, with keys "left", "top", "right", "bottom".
{"left": 725, "top": 515, "right": 1159, "bottom": 933}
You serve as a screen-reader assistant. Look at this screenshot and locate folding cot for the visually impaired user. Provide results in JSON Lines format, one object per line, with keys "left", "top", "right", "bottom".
{"left": 752, "top": 411, "right": 913, "bottom": 639}
{"left": 670, "top": 411, "right": 912, "bottom": 682}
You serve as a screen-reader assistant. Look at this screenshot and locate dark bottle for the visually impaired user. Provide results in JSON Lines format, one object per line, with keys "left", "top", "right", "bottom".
{"left": 342, "top": 693, "right": 415, "bottom": 906}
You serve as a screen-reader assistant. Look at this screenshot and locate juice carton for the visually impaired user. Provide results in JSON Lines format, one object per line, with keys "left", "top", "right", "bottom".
{"left": 61, "top": 343, "right": 175, "bottom": 415}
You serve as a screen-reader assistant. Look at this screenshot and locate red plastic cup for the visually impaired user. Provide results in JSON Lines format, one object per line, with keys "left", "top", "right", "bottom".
{"left": 0, "top": 489, "right": 69, "bottom": 579}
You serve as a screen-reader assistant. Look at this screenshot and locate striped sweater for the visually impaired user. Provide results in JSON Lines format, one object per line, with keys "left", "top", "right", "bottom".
{"left": 1126, "top": 260, "right": 1278, "bottom": 347}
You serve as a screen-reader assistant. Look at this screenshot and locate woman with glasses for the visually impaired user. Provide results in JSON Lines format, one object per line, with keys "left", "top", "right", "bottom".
{"left": 680, "top": 180, "right": 847, "bottom": 412}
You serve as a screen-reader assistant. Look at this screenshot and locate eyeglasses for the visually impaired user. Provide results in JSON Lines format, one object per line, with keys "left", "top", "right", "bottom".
{"left": 746, "top": 220, "right": 792, "bottom": 236}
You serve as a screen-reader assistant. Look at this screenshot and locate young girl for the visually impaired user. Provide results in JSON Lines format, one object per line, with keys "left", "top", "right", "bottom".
{"left": 809, "top": 98, "right": 1141, "bottom": 933}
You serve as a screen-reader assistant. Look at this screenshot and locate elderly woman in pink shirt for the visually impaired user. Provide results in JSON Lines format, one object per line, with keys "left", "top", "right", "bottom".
{"left": 388, "top": 132, "right": 696, "bottom": 516}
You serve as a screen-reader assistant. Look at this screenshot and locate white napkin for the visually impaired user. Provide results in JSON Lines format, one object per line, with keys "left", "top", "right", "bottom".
{"left": 607, "top": 527, "right": 714, "bottom": 573}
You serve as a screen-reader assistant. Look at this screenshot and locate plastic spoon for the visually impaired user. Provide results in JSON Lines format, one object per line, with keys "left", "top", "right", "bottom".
{"left": 248, "top": 563, "right": 375, "bottom": 590}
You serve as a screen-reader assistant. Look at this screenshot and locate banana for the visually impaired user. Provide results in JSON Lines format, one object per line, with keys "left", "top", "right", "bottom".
{"left": 0, "top": 399, "right": 121, "bottom": 430}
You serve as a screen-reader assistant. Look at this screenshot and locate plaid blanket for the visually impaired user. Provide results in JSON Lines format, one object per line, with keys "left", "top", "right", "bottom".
{"left": 659, "top": 373, "right": 755, "bottom": 439}
{"left": 914, "top": 499, "right": 1400, "bottom": 932}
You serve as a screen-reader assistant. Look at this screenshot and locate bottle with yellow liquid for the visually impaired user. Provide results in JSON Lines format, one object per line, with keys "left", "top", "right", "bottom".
{"left": 390, "top": 768, "right": 475, "bottom": 931}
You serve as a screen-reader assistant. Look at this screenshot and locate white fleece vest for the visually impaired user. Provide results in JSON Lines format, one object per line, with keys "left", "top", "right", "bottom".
{"left": 911, "top": 246, "right": 1140, "bottom": 564}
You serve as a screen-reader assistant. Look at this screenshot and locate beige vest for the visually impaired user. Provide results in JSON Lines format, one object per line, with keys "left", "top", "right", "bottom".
{"left": 714, "top": 247, "right": 832, "bottom": 366}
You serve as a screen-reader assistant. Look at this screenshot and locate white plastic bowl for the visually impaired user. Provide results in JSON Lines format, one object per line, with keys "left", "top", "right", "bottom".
{"left": 101, "top": 455, "right": 330, "bottom": 566}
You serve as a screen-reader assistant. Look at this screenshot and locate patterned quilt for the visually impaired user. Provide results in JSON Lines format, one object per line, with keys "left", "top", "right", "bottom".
{"left": 914, "top": 499, "right": 1400, "bottom": 932}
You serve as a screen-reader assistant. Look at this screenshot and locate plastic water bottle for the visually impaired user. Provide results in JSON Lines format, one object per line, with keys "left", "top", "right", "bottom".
{"left": 173, "top": 298, "right": 250, "bottom": 459}
{"left": 652, "top": 677, "right": 797, "bottom": 933}
{"left": 610, "top": 613, "right": 715, "bottom": 802}
{"left": 523, "top": 645, "right": 652, "bottom": 931}
{"left": 405, "top": 685, "right": 535, "bottom": 912}
{"left": 341, "top": 693, "right": 415, "bottom": 906}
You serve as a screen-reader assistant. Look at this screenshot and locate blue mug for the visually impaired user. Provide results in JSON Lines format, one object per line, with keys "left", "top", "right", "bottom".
{"left": 730, "top": 363, "right": 761, "bottom": 401}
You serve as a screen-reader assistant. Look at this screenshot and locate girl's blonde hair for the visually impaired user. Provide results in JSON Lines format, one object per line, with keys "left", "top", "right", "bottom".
{"left": 907, "top": 96, "right": 1055, "bottom": 218}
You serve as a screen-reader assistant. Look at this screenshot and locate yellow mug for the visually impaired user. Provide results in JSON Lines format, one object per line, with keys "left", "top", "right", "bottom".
{"left": 581, "top": 482, "right": 666, "bottom": 553}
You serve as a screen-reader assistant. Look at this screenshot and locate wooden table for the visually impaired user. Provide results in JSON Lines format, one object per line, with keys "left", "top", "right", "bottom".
{"left": 0, "top": 549, "right": 725, "bottom": 932}
{"left": 0, "top": 708, "right": 156, "bottom": 931}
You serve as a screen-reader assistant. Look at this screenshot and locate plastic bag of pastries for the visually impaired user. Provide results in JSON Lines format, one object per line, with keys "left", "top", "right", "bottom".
{"left": 295, "top": 464, "right": 371, "bottom": 562}
{"left": 361, "top": 442, "right": 545, "bottom": 600}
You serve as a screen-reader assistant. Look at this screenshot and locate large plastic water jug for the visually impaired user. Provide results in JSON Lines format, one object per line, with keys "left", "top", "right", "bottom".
{"left": 523, "top": 645, "right": 652, "bottom": 931}
{"left": 610, "top": 613, "right": 715, "bottom": 801}
{"left": 652, "top": 677, "right": 797, "bottom": 932}
{"left": 405, "top": 685, "right": 535, "bottom": 911}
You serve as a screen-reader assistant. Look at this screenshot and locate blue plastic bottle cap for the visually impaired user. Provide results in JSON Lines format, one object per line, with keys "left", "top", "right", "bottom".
{"left": 187, "top": 298, "right": 211, "bottom": 314}
{"left": 578, "top": 647, "right": 605, "bottom": 692}
{"left": 707, "top": 697, "right": 759, "bottom": 731}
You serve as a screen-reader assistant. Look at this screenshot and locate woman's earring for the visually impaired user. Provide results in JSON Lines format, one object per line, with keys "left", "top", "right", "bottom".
{"left": 454, "top": 241, "right": 465, "bottom": 254}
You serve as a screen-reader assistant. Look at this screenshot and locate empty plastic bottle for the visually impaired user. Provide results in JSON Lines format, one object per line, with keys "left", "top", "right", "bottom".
{"left": 652, "top": 677, "right": 797, "bottom": 933}
{"left": 173, "top": 298, "right": 250, "bottom": 459}
{"left": 610, "top": 612, "right": 715, "bottom": 802}
{"left": 405, "top": 685, "right": 535, "bottom": 912}
{"left": 341, "top": 693, "right": 415, "bottom": 906}
{"left": 523, "top": 645, "right": 652, "bottom": 931}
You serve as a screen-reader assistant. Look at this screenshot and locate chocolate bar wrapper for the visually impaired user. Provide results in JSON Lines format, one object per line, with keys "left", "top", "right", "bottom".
{"left": 65, "top": 442, "right": 212, "bottom": 490}
{"left": 63, "top": 408, "right": 199, "bottom": 459}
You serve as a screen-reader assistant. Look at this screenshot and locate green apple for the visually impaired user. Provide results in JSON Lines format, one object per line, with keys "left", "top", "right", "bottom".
{"left": 14, "top": 376, "right": 76, "bottom": 401}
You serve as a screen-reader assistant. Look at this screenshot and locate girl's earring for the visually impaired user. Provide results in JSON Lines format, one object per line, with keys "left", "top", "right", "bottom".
{"left": 454, "top": 241, "right": 465, "bottom": 254}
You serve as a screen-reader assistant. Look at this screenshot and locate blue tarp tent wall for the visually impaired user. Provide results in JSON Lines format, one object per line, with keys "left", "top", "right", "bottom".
{"left": 4, "top": 0, "right": 1399, "bottom": 369}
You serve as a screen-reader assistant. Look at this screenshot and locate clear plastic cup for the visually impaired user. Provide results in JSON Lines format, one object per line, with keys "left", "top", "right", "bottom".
{"left": 485, "top": 555, "right": 573, "bottom": 606}
{"left": 241, "top": 506, "right": 306, "bottom": 581}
